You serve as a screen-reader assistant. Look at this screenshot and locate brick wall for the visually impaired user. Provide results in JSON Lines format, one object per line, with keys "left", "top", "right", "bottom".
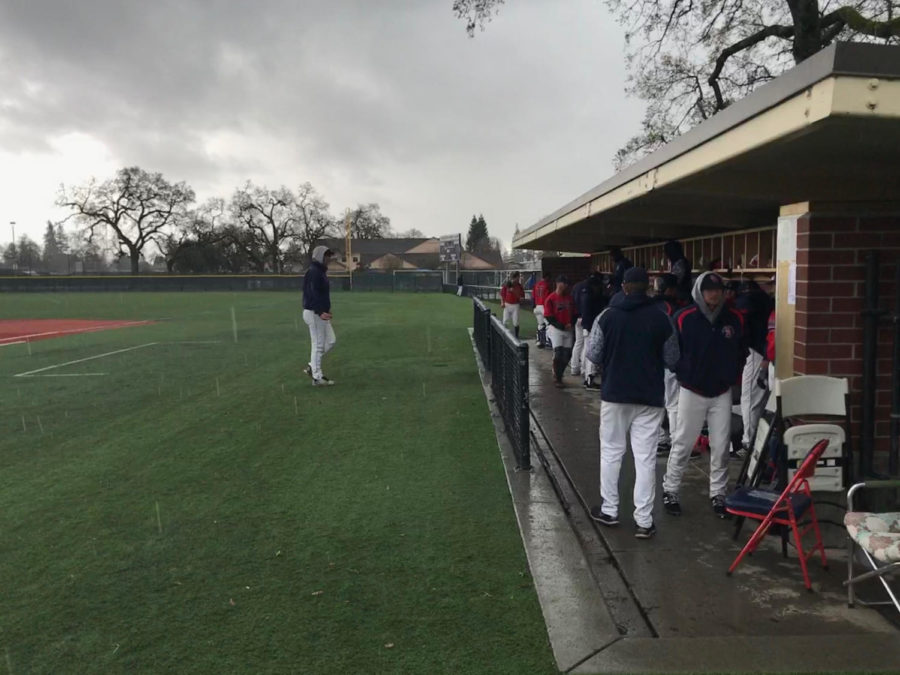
{"left": 793, "top": 212, "right": 900, "bottom": 460}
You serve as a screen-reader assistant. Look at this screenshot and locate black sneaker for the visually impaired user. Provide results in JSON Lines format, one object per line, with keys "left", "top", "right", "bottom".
{"left": 663, "top": 492, "right": 681, "bottom": 516}
{"left": 656, "top": 441, "right": 671, "bottom": 456}
{"left": 635, "top": 523, "right": 657, "bottom": 539}
{"left": 583, "top": 377, "right": 601, "bottom": 390}
{"left": 711, "top": 495, "right": 728, "bottom": 519}
{"left": 589, "top": 506, "right": 619, "bottom": 526}
{"left": 730, "top": 444, "right": 749, "bottom": 460}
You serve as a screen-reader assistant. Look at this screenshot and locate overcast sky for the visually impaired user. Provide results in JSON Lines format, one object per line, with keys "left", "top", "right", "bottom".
{"left": 0, "top": 0, "right": 643, "bottom": 251}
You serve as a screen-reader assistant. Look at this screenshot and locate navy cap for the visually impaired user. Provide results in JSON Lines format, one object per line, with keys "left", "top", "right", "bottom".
{"left": 700, "top": 273, "right": 725, "bottom": 291}
{"left": 556, "top": 274, "right": 570, "bottom": 285}
{"left": 623, "top": 266, "right": 649, "bottom": 285}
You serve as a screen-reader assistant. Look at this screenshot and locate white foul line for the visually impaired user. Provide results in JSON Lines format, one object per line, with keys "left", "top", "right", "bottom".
{"left": 13, "top": 343, "right": 159, "bottom": 378}
{"left": 0, "top": 341, "right": 25, "bottom": 348}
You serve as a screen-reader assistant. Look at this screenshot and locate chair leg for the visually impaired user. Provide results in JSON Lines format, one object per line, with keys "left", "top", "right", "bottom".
{"left": 847, "top": 536, "right": 855, "bottom": 608}
{"left": 790, "top": 517, "right": 812, "bottom": 591}
{"left": 806, "top": 503, "right": 828, "bottom": 570}
{"left": 729, "top": 517, "right": 774, "bottom": 574}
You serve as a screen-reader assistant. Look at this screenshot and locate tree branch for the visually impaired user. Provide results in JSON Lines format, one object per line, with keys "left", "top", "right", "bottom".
{"left": 708, "top": 23, "right": 795, "bottom": 110}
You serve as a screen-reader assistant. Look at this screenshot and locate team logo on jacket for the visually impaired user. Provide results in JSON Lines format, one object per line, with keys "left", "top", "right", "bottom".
{"left": 722, "top": 326, "right": 735, "bottom": 339}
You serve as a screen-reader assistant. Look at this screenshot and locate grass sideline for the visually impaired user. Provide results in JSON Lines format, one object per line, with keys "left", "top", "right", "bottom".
{"left": 0, "top": 292, "right": 555, "bottom": 674}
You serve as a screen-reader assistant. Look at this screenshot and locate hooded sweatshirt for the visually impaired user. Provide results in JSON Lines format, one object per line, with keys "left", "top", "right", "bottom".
{"left": 671, "top": 271, "right": 746, "bottom": 397}
{"left": 664, "top": 240, "right": 692, "bottom": 301}
{"left": 586, "top": 290, "right": 679, "bottom": 407}
{"left": 302, "top": 245, "right": 331, "bottom": 315}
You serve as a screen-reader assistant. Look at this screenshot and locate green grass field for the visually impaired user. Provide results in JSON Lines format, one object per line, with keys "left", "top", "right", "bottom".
{"left": 0, "top": 292, "right": 555, "bottom": 674}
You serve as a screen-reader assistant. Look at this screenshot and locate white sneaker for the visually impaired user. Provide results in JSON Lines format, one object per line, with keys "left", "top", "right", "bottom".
{"left": 313, "top": 376, "right": 335, "bottom": 386}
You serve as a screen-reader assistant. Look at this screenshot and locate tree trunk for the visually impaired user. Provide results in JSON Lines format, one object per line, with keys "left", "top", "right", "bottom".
{"left": 788, "top": 0, "right": 823, "bottom": 63}
{"left": 130, "top": 250, "right": 140, "bottom": 275}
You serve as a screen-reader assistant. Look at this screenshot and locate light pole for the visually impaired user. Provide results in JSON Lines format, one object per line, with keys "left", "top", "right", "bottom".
{"left": 9, "top": 221, "right": 16, "bottom": 271}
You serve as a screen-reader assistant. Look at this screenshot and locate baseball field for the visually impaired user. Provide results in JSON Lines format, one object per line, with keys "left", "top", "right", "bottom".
{"left": 0, "top": 291, "right": 553, "bottom": 673}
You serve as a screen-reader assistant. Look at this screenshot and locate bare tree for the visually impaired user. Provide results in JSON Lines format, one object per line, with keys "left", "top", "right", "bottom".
{"left": 454, "top": 0, "right": 900, "bottom": 167}
{"left": 295, "top": 182, "right": 337, "bottom": 267}
{"left": 345, "top": 203, "right": 393, "bottom": 239}
{"left": 230, "top": 183, "right": 302, "bottom": 273}
{"left": 57, "top": 166, "right": 195, "bottom": 274}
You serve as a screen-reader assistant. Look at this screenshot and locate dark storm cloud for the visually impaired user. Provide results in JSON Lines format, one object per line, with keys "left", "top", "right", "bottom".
{"left": 0, "top": 0, "right": 643, "bottom": 243}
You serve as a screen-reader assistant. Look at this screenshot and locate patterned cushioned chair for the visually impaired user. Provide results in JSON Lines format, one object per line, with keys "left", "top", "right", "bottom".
{"left": 845, "top": 480, "right": 900, "bottom": 614}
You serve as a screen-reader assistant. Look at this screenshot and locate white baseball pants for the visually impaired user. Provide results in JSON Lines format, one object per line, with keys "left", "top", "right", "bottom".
{"left": 599, "top": 402, "right": 665, "bottom": 528}
{"left": 657, "top": 370, "right": 680, "bottom": 445}
{"left": 547, "top": 325, "right": 574, "bottom": 349}
{"left": 302, "top": 309, "right": 336, "bottom": 380}
{"left": 741, "top": 349, "right": 766, "bottom": 447}
{"left": 533, "top": 305, "right": 546, "bottom": 327}
{"left": 570, "top": 318, "right": 584, "bottom": 375}
{"left": 502, "top": 303, "right": 520, "bottom": 329}
{"left": 580, "top": 328, "right": 596, "bottom": 381}
{"left": 662, "top": 388, "right": 732, "bottom": 498}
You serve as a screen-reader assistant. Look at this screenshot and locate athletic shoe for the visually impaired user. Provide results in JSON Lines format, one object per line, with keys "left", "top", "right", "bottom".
{"left": 711, "top": 495, "right": 728, "bottom": 519}
{"left": 313, "top": 376, "right": 335, "bottom": 387}
{"left": 303, "top": 364, "right": 313, "bottom": 380}
{"left": 656, "top": 442, "right": 671, "bottom": 457}
{"left": 663, "top": 492, "right": 682, "bottom": 516}
{"left": 589, "top": 506, "right": 619, "bottom": 526}
{"left": 583, "top": 376, "right": 601, "bottom": 390}
{"left": 634, "top": 523, "right": 657, "bottom": 539}
{"left": 730, "top": 444, "right": 750, "bottom": 460}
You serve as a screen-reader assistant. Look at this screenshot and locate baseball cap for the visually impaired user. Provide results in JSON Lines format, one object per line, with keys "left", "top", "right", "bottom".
{"left": 623, "top": 267, "right": 649, "bottom": 285}
{"left": 556, "top": 274, "right": 570, "bottom": 285}
{"left": 700, "top": 273, "right": 725, "bottom": 291}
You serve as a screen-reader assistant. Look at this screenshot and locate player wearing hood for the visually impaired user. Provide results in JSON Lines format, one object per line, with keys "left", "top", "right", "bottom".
{"left": 302, "top": 245, "right": 337, "bottom": 386}
{"left": 662, "top": 272, "right": 747, "bottom": 518}
{"left": 653, "top": 274, "right": 681, "bottom": 454}
{"left": 609, "top": 247, "right": 633, "bottom": 293}
{"left": 663, "top": 240, "right": 692, "bottom": 303}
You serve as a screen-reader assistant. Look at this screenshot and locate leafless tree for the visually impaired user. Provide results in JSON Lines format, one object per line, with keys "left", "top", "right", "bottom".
{"left": 345, "top": 203, "right": 393, "bottom": 239}
{"left": 454, "top": 0, "right": 900, "bottom": 167}
{"left": 230, "top": 183, "right": 301, "bottom": 273}
{"left": 57, "top": 166, "right": 195, "bottom": 274}
{"left": 295, "top": 182, "right": 337, "bottom": 267}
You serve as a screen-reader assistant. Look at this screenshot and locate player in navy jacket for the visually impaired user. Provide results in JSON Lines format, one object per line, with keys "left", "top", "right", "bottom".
{"left": 586, "top": 267, "right": 679, "bottom": 537}
{"left": 662, "top": 272, "right": 747, "bottom": 518}
{"left": 302, "top": 246, "right": 336, "bottom": 386}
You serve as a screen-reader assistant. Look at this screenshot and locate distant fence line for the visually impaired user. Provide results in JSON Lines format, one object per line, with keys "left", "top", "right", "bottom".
{"left": 0, "top": 271, "right": 443, "bottom": 293}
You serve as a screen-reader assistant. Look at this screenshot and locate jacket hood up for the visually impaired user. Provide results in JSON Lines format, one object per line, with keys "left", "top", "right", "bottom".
{"left": 692, "top": 271, "right": 725, "bottom": 325}
{"left": 311, "top": 246, "right": 331, "bottom": 265}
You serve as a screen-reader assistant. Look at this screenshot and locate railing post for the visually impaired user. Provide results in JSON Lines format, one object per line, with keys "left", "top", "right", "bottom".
{"left": 516, "top": 339, "right": 531, "bottom": 470}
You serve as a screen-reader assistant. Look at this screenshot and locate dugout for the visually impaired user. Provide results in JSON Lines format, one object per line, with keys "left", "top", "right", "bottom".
{"left": 513, "top": 41, "right": 900, "bottom": 475}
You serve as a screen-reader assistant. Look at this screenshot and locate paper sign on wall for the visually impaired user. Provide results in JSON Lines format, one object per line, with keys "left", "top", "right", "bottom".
{"left": 787, "top": 262, "right": 797, "bottom": 305}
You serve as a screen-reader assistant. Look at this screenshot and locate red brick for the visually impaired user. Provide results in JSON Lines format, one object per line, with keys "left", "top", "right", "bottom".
{"left": 826, "top": 359, "right": 862, "bottom": 376}
{"left": 831, "top": 297, "right": 864, "bottom": 313}
{"left": 796, "top": 296, "right": 831, "bottom": 313}
{"left": 797, "top": 232, "right": 833, "bottom": 249}
{"left": 795, "top": 326, "right": 831, "bottom": 344}
{"left": 808, "top": 249, "right": 858, "bottom": 265}
{"left": 858, "top": 217, "right": 900, "bottom": 231}
{"left": 809, "top": 217, "right": 859, "bottom": 233}
{"left": 831, "top": 327, "right": 863, "bottom": 343}
{"left": 801, "top": 265, "right": 832, "bottom": 282}
{"left": 832, "top": 266, "right": 867, "bottom": 282}
{"left": 805, "top": 344, "right": 855, "bottom": 360}
{"left": 794, "top": 356, "right": 830, "bottom": 375}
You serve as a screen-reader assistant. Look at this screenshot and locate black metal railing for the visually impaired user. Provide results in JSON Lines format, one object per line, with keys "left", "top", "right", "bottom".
{"left": 472, "top": 297, "right": 530, "bottom": 470}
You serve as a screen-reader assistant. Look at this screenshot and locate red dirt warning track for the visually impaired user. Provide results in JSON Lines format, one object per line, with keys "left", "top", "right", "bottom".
{"left": 0, "top": 319, "right": 153, "bottom": 345}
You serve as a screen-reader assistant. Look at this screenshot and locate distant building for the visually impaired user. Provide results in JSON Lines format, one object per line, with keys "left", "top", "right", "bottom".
{"left": 315, "top": 238, "right": 499, "bottom": 271}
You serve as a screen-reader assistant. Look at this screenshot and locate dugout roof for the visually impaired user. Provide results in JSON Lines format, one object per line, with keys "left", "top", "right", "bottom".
{"left": 512, "top": 42, "right": 900, "bottom": 253}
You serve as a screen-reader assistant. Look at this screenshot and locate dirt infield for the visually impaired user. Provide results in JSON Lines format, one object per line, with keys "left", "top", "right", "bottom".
{"left": 0, "top": 319, "right": 153, "bottom": 345}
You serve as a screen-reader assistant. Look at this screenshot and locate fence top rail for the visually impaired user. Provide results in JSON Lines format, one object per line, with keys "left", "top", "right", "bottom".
{"left": 473, "top": 296, "right": 489, "bottom": 313}
{"left": 489, "top": 313, "right": 524, "bottom": 350}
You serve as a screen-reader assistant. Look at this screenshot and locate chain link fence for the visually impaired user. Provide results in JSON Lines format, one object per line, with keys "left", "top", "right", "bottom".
{"left": 472, "top": 297, "right": 530, "bottom": 470}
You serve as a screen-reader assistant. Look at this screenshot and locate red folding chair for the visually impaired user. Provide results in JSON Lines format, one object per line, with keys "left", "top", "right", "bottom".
{"left": 725, "top": 439, "right": 830, "bottom": 590}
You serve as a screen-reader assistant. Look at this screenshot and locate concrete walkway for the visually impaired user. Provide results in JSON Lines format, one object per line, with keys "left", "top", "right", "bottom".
{"left": 475, "top": 331, "right": 900, "bottom": 673}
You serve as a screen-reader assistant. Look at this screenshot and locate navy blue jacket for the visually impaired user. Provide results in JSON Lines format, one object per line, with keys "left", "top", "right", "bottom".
{"left": 611, "top": 256, "right": 633, "bottom": 292}
{"left": 586, "top": 292, "right": 678, "bottom": 407}
{"left": 302, "top": 261, "right": 331, "bottom": 315}
{"left": 672, "top": 303, "right": 746, "bottom": 397}
{"left": 579, "top": 278, "right": 608, "bottom": 332}
{"left": 736, "top": 288, "right": 774, "bottom": 357}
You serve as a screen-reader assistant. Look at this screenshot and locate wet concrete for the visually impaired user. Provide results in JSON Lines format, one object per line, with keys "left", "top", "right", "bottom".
{"left": 484, "top": 335, "right": 900, "bottom": 672}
